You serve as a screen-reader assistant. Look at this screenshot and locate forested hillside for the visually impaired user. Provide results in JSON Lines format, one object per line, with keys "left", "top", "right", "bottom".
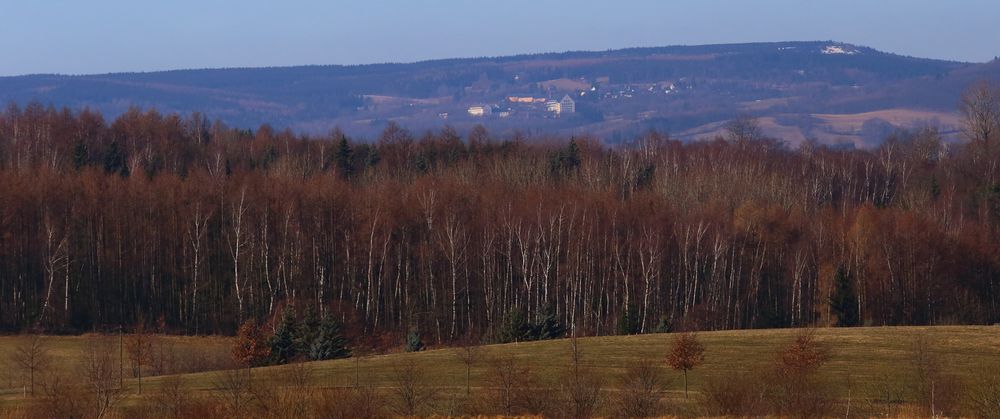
{"left": 0, "top": 41, "right": 988, "bottom": 141}
{"left": 0, "top": 82, "right": 997, "bottom": 343}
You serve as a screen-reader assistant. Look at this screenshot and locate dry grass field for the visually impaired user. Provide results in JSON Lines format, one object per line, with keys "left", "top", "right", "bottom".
{"left": 1, "top": 326, "right": 998, "bottom": 417}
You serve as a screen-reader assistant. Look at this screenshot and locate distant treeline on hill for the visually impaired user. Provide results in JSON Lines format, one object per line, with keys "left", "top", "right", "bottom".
{"left": 0, "top": 87, "right": 997, "bottom": 342}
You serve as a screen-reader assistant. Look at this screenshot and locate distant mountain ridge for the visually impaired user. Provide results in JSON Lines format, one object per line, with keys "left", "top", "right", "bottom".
{"left": 0, "top": 41, "right": 996, "bottom": 146}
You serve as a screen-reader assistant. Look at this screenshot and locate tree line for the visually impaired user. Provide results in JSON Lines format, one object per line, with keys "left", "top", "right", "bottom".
{"left": 0, "top": 82, "right": 997, "bottom": 344}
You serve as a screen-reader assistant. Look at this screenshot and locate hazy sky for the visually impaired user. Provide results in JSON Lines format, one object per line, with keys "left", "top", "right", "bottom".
{"left": 2, "top": 0, "right": 998, "bottom": 76}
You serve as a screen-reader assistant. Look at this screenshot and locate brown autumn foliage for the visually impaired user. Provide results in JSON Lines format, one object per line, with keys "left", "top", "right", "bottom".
{"left": 0, "top": 86, "right": 995, "bottom": 342}
{"left": 768, "top": 329, "right": 834, "bottom": 418}
{"left": 232, "top": 320, "right": 270, "bottom": 370}
{"left": 665, "top": 332, "right": 705, "bottom": 398}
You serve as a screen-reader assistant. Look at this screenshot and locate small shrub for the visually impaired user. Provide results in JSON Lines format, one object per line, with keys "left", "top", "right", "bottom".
{"left": 390, "top": 360, "right": 438, "bottom": 416}
{"left": 966, "top": 367, "right": 1000, "bottom": 419}
{"left": 149, "top": 374, "right": 191, "bottom": 418}
{"left": 480, "top": 355, "right": 551, "bottom": 416}
{"left": 910, "top": 334, "right": 963, "bottom": 417}
{"left": 557, "top": 337, "right": 603, "bottom": 419}
{"left": 860, "top": 373, "right": 906, "bottom": 418}
{"left": 699, "top": 370, "right": 766, "bottom": 417}
{"left": 616, "top": 360, "right": 666, "bottom": 418}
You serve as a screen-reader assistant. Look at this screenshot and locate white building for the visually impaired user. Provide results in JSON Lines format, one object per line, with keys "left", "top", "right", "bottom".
{"left": 560, "top": 95, "right": 576, "bottom": 114}
{"left": 546, "top": 100, "right": 561, "bottom": 114}
{"left": 467, "top": 105, "right": 491, "bottom": 117}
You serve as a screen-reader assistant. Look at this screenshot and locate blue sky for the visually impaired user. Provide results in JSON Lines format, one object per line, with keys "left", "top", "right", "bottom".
{"left": 1, "top": 0, "right": 997, "bottom": 76}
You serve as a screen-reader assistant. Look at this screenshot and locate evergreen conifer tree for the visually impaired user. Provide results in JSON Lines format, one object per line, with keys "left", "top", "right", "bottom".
{"left": 535, "top": 304, "right": 566, "bottom": 340}
{"left": 336, "top": 135, "right": 354, "bottom": 177}
{"left": 653, "top": 315, "right": 672, "bottom": 333}
{"left": 297, "top": 305, "right": 321, "bottom": 354}
{"left": 829, "top": 267, "right": 859, "bottom": 327}
{"left": 103, "top": 141, "right": 128, "bottom": 177}
{"left": 269, "top": 308, "right": 299, "bottom": 364}
{"left": 72, "top": 142, "right": 88, "bottom": 170}
{"left": 497, "top": 309, "right": 533, "bottom": 343}
{"left": 405, "top": 328, "right": 425, "bottom": 352}
{"left": 617, "top": 303, "right": 642, "bottom": 335}
{"left": 309, "top": 315, "right": 351, "bottom": 360}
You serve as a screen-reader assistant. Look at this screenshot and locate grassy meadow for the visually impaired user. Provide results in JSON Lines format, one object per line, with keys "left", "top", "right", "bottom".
{"left": 1, "top": 326, "right": 999, "bottom": 417}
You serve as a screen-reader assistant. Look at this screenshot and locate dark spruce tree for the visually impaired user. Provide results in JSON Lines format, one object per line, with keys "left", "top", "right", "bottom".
{"left": 405, "top": 328, "right": 425, "bottom": 352}
{"left": 617, "top": 303, "right": 642, "bottom": 335}
{"left": 653, "top": 315, "right": 672, "bottom": 333}
{"left": 549, "top": 137, "right": 582, "bottom": 176}
{"left": 269, "top": 308, "right": 299, "bottom": 364}
{"left": 496, "top": 309, "right": 533, "bottom": 343}
{"left": 297, "top": 305, "right": 321, "bottom": 354}
{"left": 103, "top": 141, "right": 128, "bottom": 177}
{"left": 309, "top": 315, "right": 351, "bottom": 360}
{"left": 535, "top": 304, "right": 566, "bottom": 340}
{"left": 336, "top": 135, "right": 354, "bottom": 178}
{"left": 829, "top": 266, "right": 859, "bottom": 327}
{"left": 72, "top": 142, "right": 88, "bottom": 170}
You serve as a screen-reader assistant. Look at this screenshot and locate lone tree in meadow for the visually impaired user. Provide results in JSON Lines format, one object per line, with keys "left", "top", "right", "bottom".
{"left": 454, "top": 335, "right": 484, "bottom": 395}
{"left": 666, "top": 332, "right": 705, "bottom": 398}
{"left": 10, "top": 335, "right": 51, "bottom": 396}
{"left": 125, "top": 322, "right": 155, "bottom": 394}
{"left": 232, "top": 320, "right": 270, "bottom": 380}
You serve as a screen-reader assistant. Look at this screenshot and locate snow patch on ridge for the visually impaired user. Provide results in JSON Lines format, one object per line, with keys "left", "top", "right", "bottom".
{"left": 822, "top": 45, "right": 860, "bottom": 55}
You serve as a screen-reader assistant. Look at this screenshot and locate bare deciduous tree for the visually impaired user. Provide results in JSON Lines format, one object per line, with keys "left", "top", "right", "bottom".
{"left": 9, "top": 334, "right": 51, "bottom": 396}
{"left": 961, "top": 80, "right": 1000, "bottom": 147}
{"left": 558, "top": 335, "right": 603, "bottom": 419}
{"left": 966, "top": 366, "right": 1000, "bottom": 419}
{"left": 35, "top": 373, "right": 91, "bottom": 419}
{"left": 454, "top": 336, "right": 483, "bottom": 395}
{"left": 909, "top": 334, "right": 962, "bottom": 417}
{"left": 616, "top": 360, "right": 666, "bottom": 418}
{"left": 481, "top": 355, "right": 547, "bottom": 416}
{"left": 81, "top": 338, "right": 128, "bottom": 419}
{"left": 125, "top": 322, "right": 155, "bottom": 394}
{"left": 390, "top": 359, "right": 438, "bottom": 416}
{"left": 211, "top": 368, "right": 252, "bottom": 417}
{"left": 725, "top": 114, "right": 763, "bottom": 143}
{"left": 150, "top": 374, "right": 190, "bottom": 419}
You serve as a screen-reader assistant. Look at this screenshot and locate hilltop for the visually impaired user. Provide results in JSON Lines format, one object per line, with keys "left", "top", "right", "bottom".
{"left": 1, "top": 41, "right": 996, "bottom": 146}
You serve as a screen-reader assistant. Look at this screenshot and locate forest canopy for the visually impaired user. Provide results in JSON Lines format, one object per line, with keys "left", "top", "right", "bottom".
{"left": 0, "top": 88, "right": 997, "bottom": 343}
